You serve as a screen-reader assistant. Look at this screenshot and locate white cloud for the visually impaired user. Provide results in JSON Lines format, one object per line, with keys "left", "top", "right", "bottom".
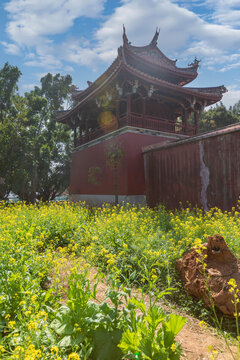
{"left": 5, "top": 0, "right": 105, "bottom": 46}
{"left": 203, "top": 0, "right": 240, "bottom": 27}
{"left": 93, "top": 0, "right": 240, "bottom": 71}
{"left": 59, "top": 39, "right": 102, "bottom": 68}
{"left": 178, "top": 0, "right": 240, "bottom": 27}
{"left": 3, "top": 0, "right": 240, "bottom": 76}
{"left": 220, "top": 61, "right": 240, "bottom": 72}
{"left": 95, "top": 0, "right": 199, "bottom": 55}
{"left": 220, "top": 85, "right": 240, "bottom": 108}
{"left": 24, "top": 54, "right": 62, "bottom": 70}
{"left": 3, "top": 0, "right": 106, "bottom": 70}
{"left": 0, "top": 41, "right": 20, "bottom": 55}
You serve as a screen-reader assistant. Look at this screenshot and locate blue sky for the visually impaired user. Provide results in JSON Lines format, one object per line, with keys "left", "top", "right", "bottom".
{"left": 1, "top": 0, "right": 240, "bottom": 108}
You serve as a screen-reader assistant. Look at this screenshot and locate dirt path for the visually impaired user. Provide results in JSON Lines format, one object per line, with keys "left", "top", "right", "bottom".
{"left": 96, "top": 276, "right": 238, "bottom": 359}
{"left": 176, "top": 314, "right": 236, "bottom": 360}
{"left": 54, "top": 257, "right": 238, "bottom": 360}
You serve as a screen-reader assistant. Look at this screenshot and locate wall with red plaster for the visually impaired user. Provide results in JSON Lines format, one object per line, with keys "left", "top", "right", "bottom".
{"left": 70, "top": 131, "right": 174, "bottom": 196}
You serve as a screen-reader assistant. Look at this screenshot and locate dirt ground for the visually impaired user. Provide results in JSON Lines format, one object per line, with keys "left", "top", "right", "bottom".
{"left": 55, "top": 258, "right": 238, "bottom": 360}
{"left": 96, "top": 279, "right": 238, "bottom": 360}
{"left": 175, "top": 313, "right": 237, "bottom": 360}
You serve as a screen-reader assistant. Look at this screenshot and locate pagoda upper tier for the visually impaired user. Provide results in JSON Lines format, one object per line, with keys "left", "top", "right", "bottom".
{"left": 122, "top": 26, "right": 200, "bottom": 86}
{"left": 57, "top": 27, "right": 226, "bottom": 145}
{"left": 64, "top": 27, "right": 225, "bottom": 105}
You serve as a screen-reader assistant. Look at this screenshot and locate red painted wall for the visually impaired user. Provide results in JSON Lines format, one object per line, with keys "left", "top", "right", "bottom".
{"left": 70, "top": 131, "right": 174, "bottom": 196}
{"left": 144, "top": 142, "right": 201, "bottom": 208}
{"left": 144, "top": 127, "right": 240, "bottom": 210}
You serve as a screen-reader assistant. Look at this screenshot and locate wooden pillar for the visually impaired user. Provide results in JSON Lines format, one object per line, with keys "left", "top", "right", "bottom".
{"left": 142, "top": 97, "right": 146, "bottom": 128}
{"left": 73, "top": 119, "right": 77, "bottom": 147}
{"left": 77, "top": 113, "right": 82, "bottom": 144}
{"left": 86, "top": 119, "right": 89, "bottom": 141}
{"left": 182, "top": 108, "right": 187, "bottom": 133}
{"left": 79, "top": 124, "right": 83, "bottom": 144}
{"left": 194, "top": 111, "right": 199, "bottom": 134}
{"left": 73, "top": 128, "right": 77, "bottom": 147}
{"left": 127, "top": 94, "right": 131, "bottom": 125}
{"left": 116, "top": 99, "right": 120, "bottom": 128}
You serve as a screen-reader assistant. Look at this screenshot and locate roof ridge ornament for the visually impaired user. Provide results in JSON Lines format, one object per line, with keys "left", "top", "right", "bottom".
{"left": 123, "top": 26, "right": 160, "bottom": 47}
{"left": 188, "top": 57, "right": 201, "bottom": 68}
{"left": 123, "top": 24, "right": 130, "bottom": 44}
{"left": 150, "top": 27, "right": 160, "bottom": 46}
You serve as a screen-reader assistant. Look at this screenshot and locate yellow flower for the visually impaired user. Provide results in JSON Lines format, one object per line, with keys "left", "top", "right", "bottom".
{"left": 68, "top": 353, "right": 80, "bottom": 360}
{"left": 228, "top": 278, "right": 237, "bottom": 289}
{"left": 199, "top": 320, "right": 207, "bottom": 329}
{"left": 51, "top": 346, "right": 59, "bottom": 354}
{"left": 8, "top": 321, "right": 16, "bottom": 329}
{"left": 27, "top": 321, "right": 38, "bottom": 331}
{"left": 151, "top": 274, "right": 158, "bottom": 281}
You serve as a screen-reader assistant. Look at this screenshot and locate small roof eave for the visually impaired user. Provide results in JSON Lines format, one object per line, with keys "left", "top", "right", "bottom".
{"left": 123, "top": 46, "right": 198, "bottom": 84}
{"left": 72, "top": 55, "right": 121, "bottom": 102}
{"left": 56, "top": 60, "right": 124, "bottom": 123}
{"left": 123, "top": 62, "right": 225, "bottom": 102}
{"left": 122, "top": 27, "right": 199, "bottom": 80}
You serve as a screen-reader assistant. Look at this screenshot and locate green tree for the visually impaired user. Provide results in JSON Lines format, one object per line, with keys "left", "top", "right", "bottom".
{"left": 0, "top": 63, "right": 22, "bottom": 198}
{"left": 231, "top": 100, "right": 240, "bottom": 117}
{"left": 199, "top": 102, "right": 240, "bottom": 133}
{"left": 23, "top": 73, "right": 73, "bottom": 202}
{"left": 0, "top": 68, "right": 73, "bottom": 202}
{"left": 105, "top": 143, "right": 124, "bottom": 205}
{"left": 0, "top": 62, "right": 21, "bottom": 122}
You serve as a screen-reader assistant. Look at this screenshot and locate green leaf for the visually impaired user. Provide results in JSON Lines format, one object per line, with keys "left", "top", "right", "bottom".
{"left": 51, "top": 317, "right": 74, "bottom": 336}
{"left": 92, "top": 328, "right": 123, "bottom": 360}
{"left": 58, "top": 335, "right": 72, "bottom": 348}
{"left": 162, "top": 314, "right": 186, "bottom": 347}
{"left": 128, "top": 298, "right": 146, "bottom": 314}
{"left": 118, "top": 329, "right": 141, "bottom": 355}
{"left": 51, "top": 306, "right": 74, "bottom": 336}
{"left": 145, "top": 306, "right": 165, "bottom": 332}
{"left": 56, "top": 322, "right": 74, "bottom": 336}
{"left": 42, "top": 327, "right": 56, "bottom": 344}
{"left": 74, "top": 331, "right": 84, "bottom": 345}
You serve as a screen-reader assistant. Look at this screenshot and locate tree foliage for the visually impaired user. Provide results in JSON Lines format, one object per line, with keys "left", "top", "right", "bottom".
{"left": 0, "top": 64, "right": 73, "bottom": 202}
{"left": 0, "top": 62, "right": 21, "bottom": 121}
{"left": 199, "top": 102, "right": 240, "bottom": 133}
{"left": 105, "top": 143, "right": 125, "bottom": 205}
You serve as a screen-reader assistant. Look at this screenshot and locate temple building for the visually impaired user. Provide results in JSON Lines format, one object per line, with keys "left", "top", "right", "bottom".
{"left": 57, "top": 27, "right": 226, "bottom": 205}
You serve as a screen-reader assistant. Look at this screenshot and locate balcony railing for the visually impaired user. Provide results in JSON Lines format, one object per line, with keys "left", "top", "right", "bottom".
{"left": 75, "top": 112, "right": 196, "bottom": 147}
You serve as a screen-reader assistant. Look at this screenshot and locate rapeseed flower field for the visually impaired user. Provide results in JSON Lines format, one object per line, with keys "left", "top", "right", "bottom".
{"left": 0, "top": 201, "right": 240, "bottom": 359}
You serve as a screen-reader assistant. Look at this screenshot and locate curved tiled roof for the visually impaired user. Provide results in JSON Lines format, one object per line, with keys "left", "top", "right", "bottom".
{"left": 121, "top": 61, "right": 225, "bottom": 102}
{"left": 57, "top": 59, "right": 225, "bottom": 123}
{"left": 122, "top": 27, "right": 199, "bottom": 83}
{"left": 57, "top": 28, "right": 226, "bottom": 123}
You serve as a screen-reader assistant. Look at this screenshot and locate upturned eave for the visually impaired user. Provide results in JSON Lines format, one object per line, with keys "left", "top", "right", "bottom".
{"left": 122, "top": 27, "right": 199, "bottom": 84}
{"left": 57, "top": 60, "right": 225, "bottom": 124}
{"left": 122, "top": 45, "right": 198, "bottom": 85}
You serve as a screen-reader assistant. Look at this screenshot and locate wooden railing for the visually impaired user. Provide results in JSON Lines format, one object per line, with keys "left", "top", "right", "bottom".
{"left": 75, "top": 113, "right": 196, "bottom": 146}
